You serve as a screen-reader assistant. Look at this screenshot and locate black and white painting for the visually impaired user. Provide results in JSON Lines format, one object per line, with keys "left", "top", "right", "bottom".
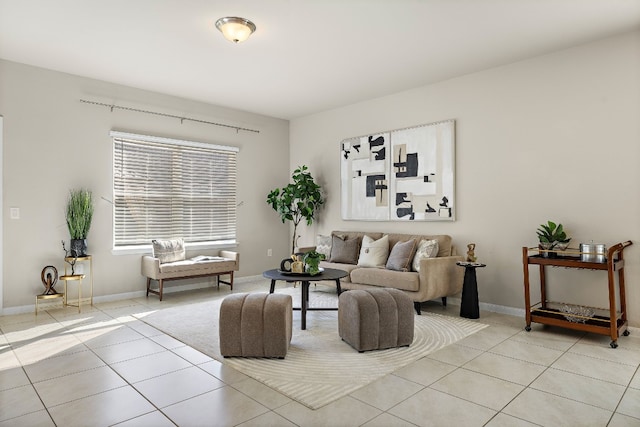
{"left": 341, "top": 120, "right": 455, "bottom": 221}
{"left": 340, "top": 133, "right": 390, "bottom": 220}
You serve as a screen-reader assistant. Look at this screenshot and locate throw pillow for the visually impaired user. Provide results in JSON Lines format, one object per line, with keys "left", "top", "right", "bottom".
{"left": 357, "top": 235, "right": 390, "bottom": 268}
{"left": 329, "top": 235, "right": 360, "bottom": 264}
{"left": 152, "top": 238, "right": 186, "bottom": 264}
{"left": 412, "top": 239, "right": 440, "bottom": 272}
{"left": 386, "top": 239, "right": 417, "bottom": 272}
{"left": 316, "top": 234, "right": 332, "bottom": 259}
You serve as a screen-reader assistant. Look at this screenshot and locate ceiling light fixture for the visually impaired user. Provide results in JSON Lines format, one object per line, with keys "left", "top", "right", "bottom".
{"left": 215, "top": 17, "right": 256, "bottom": 43}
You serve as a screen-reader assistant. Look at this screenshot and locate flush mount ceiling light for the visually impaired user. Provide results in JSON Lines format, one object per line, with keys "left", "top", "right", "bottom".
{"left": 215, "top": 16, "right": 256, "bottom": 43}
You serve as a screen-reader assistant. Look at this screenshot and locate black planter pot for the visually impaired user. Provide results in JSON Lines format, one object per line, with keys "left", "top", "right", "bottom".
{"left": 70, "top": 239, "right": 88, "bottom": 257}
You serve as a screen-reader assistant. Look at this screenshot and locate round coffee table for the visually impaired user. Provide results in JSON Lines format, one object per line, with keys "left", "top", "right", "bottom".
{"left": 263, "top": 268, "right": 348, "bottom": 330}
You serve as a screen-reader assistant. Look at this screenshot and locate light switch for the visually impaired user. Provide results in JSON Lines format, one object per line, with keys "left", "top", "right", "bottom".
{"left": 10, "top": 207, "right": 20, "bottom": 219}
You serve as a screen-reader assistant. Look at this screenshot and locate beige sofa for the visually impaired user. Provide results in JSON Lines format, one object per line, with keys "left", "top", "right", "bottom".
{"left": 141, "top": 250, "right": 239, "bottom": 301}
{"left": 314, "top": 231, "right": 464, "bottom": 314}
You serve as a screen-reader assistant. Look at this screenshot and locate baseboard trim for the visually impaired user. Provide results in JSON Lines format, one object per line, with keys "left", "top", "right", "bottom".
{"left": 447, "top": 297, "right": 526, "bottom": 318}
{"left": 1, "top": 274, "right": 266, "bottom": 316}
{"left": 4, "top": 277, "right": 639, "bottom": 337}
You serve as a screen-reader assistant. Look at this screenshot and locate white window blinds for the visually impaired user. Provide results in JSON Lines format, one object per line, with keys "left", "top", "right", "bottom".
{"left": 111, "top": 131, "right": 238, "bottom": 247}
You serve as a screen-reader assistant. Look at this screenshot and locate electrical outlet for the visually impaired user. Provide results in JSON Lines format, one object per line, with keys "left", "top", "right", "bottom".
{"left": 267, "top": 248, "right": 272, "bottom": 257}
{"left": 10, "top": 207, "right": 20, "bottom": 219}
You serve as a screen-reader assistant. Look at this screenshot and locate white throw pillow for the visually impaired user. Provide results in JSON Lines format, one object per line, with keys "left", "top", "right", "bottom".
{"left": 412, "top": 239, "right": 439, "bottom": 272}
{"left": 316, "top": 234, "right": 332, "bottom": 259}
{"left": 152, "top": 238, "right": 186, "bottom": 264}
{"left": 357, "top": 235, "right": 390, "bottom": 268}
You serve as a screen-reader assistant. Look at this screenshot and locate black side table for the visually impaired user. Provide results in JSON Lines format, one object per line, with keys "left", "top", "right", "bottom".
{"left": 456, "top": 261, "right": 486, "bottom": 319}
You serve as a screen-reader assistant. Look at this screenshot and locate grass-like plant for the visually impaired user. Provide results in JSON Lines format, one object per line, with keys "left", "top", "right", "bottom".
{"left": 66, "top": 189, "right": 94, "bottom": 239}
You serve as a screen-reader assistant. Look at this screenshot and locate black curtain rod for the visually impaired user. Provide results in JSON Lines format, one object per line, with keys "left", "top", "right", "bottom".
{"left": 79, "top": 99, "right": 260, "bottom": 134}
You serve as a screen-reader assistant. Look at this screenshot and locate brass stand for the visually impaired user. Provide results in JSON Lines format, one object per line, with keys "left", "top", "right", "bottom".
{"left": 65, "top": 255, "right": 94, "bottom": 307}
{"left": 35, "top": 293, "right": 64, "bottom": 315}
{"left": 60, "top": 274, "right": 87, "bottom": 313}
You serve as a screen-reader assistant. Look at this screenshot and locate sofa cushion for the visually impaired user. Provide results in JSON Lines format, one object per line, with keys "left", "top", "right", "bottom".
{"left": 350, "top": 268, "right": 420, "bottom": 292}
{"left": 318, "top": 261, "right": 357, "bottom": 283}
{"left": 386, "top": 239, "right": 417, "bottom": 272}
{"left": 152, "top": 238, "right": 186, "bottom": 264}
{"left": 357, "top": 235, "right": 389, "bottom": 268}
{"left": 412, "top": 239, "right": 440, "bottom": 272}
{"left": 329, "top": 235, "right": 360, "bottom": 264}
{"left": 386, "top": 234, "right": 452, "bottom": 257}
{"left": 316, "top": 234, "right": 332, "bottom": 259}
{"left": 158, "top": 258, "right": 237, "bottom": 276}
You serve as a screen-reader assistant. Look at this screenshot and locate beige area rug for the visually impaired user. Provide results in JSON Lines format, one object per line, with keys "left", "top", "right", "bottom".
{"left": 136, "top": 286, "right": 487, "bottom": 409}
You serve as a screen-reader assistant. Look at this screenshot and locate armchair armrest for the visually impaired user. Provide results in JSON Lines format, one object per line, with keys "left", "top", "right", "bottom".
{"left": 219, "top": 250, "right": 240, "bottom": 270}
{"left": 417, "top": 255, "right": 465, "bottom": 300}
{"left": 141, "top": 255, "right": 161, "bottom": 279}
{"left": 296, "top": 246, "right": 317, "bottom": 254}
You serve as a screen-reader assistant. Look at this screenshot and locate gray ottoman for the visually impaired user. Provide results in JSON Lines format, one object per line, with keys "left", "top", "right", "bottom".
{"left": 338, "top": 288, "right": 414, "bottom": 352}
{"left": 219, "top": 293, "right": 292, "bottom": 358}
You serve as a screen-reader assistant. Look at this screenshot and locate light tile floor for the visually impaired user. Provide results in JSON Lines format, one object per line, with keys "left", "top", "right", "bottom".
{"left": 1, "top": 280, "right": 639, "bottom": 427}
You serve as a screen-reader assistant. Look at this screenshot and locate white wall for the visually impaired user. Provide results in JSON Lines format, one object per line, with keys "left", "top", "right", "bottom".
{"left": 0, "top": 60, "right": 291, "bottom": 311}
{"left": 290, "top": 31, "right": 640, "bottom": 326}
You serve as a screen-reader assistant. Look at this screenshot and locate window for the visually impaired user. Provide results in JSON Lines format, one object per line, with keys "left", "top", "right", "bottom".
{"left": 111, "top": 131, "right": 238, "bottom": 248}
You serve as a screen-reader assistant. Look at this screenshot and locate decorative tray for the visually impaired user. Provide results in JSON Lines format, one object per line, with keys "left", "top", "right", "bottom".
{"left": 456, "top": 262, "right": 485, "bottom": 267}
{"left": 277, "top": 267, "right": 324, "bottom": 276}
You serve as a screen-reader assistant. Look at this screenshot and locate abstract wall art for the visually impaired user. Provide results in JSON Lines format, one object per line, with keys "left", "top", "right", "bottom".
{"left": 340, "top": 119, "right": 455, "bottom": 221}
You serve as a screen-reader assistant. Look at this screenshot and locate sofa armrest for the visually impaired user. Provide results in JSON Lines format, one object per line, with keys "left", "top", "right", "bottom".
{"left": 296, "top": 246, "right": 316, "bottom": 254}
{"left": 417, "top": 255, "right": 465, "bottom": 300}
{"left": 219, "top": 250, "right": 240, "bottom": 270}
{"left": 141, "top": 255, "right": 161, "bottom": 279}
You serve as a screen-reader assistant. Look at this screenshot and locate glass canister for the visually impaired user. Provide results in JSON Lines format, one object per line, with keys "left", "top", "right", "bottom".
{"left": 579, "top": 243, "right": 606, "bottom": 263}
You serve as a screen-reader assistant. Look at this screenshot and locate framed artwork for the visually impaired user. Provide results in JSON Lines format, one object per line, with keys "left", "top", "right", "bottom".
{"left": 340, "top": 119, "right": 455, "bottom": 221}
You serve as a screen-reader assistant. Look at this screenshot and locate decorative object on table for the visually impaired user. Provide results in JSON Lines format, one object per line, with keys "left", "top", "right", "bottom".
{"left": 579, "top": 242, "right": 607, "bottom": 263}
{"left": 340, "top": 119, "right": 455, "bottom": 221}
{"left": 36, "top": 265, "right": 64, "bottom": 315}
{"left": 61, "top": 240, "right": 78, "bottom": 275}
{"left": 267, "top": 165, "right": 324, "bottom": 255}
{"left": 560, "top": 304, "right": 595, "bottom": 323}
{"left": 291, "top": 254, "right": 304, "bottom": 273}
{"left": 65, "top": 188, "right": 94, "bottom": 257}
{"left": 279, "top": 254, "right": 304, "bottom": 273}
{"left": 466, "top": 243, "right": 477, "bottom": 262}
{"left": 40, "top": 266, "right": 59, "bottom": 295}
{"left": 536, "top": 220, "right": 571, "bottom": 257}
{"left": 303, "top": 250, "right": 326, "bottom": 275}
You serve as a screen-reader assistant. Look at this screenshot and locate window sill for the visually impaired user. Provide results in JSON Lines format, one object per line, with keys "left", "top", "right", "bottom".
{"left": 111, "top": 240, "right": 238, "bottom": 256}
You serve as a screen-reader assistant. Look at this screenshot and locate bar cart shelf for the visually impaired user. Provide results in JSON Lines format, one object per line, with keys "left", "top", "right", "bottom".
{"left": 522, "top": 241, "right": 632, "bottom": 348}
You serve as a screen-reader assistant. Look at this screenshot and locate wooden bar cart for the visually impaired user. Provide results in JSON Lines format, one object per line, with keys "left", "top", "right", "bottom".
{"left": 522, "top": 241, "right": 632, "bottom": 348}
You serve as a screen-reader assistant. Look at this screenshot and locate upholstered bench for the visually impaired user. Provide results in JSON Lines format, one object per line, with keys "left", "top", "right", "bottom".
{"left": 219, "top": 293, "right": 293, "bottom": 358}
{"left": 141, "top": 238, "right": 239, "bottom": 301}
{"left": 338, "top": 288, "right": 414, "bottom": 352}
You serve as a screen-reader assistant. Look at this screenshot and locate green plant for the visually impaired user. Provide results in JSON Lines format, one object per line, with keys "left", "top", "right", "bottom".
{"left": 303, "top": 250, "right": 326, "bottom": 276}
{"left": 66, "top": 189, "right": 94, "bottom": 239}
{"left": 267, "top": 165, "right": 324, "bottom": 254}
{"left": 536, "top": 220, "right": 570, "bottom": 249}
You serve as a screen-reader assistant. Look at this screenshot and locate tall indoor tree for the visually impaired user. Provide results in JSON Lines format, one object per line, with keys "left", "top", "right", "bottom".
{"left": 267, "top": 165, "right": 324, "bottom": 255}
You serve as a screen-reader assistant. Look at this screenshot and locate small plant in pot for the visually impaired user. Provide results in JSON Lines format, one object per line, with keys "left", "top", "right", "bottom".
{"left": 536, "top": 220, "right": 571, "bottom": 257}
{"left": 66, "top": 189, "right": 94, "bottom": 257}
{"left": 303, "top": 250, "right": 326, "bottom": 276}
